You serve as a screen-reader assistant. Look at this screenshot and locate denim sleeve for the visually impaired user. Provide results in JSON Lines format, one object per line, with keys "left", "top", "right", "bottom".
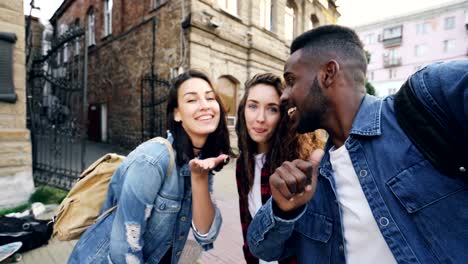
{"left": 247, "top": 198, "right": 306, "bottom": 261}
{"left": 108, "top": 155, "right": 165, "bottom": 263}
{"left": 191, "top": 172, "right": 223, "bottom": 251}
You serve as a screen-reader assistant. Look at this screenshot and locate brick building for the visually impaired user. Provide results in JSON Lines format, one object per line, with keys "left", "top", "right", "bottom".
{"left": 51, "top": 0, "right": 339, "bottom": 149}
{"left": 0, "top": 1, "right": 35, "bottom": 208}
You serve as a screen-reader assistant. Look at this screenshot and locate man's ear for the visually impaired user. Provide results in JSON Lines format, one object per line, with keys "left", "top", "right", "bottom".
{"left": 320, "top": 60, "right": 340, "bottom": 88}
{"left": 174, "top": 108, "right": 181, "bottom": 122}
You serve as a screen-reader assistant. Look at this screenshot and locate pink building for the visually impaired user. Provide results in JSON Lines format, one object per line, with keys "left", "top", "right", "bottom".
{"left": 355, "top": 0, "right": 468, "bottom": 96}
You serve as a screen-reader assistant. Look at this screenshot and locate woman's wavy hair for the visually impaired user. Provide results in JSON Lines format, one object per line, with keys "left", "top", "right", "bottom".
{"left": 235, "top": 73, "right": 300, "bottom": 199}
{"left": 166, "top": 69, "right": 233, "bottom": 171}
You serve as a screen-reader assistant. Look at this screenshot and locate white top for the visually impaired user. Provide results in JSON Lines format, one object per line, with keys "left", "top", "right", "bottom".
{"left": 248, "top": 153, "right": 278, "bottom": 264}
{"left": 329, "top": 144, "right": 396, "bottom": 264}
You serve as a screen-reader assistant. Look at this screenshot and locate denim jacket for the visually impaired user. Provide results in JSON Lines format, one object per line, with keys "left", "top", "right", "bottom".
{"left": 68, "top": 133, "right": 222, "bottom": 264}
{"left": 247, "top": 61, "right": 468, "bottom": 263}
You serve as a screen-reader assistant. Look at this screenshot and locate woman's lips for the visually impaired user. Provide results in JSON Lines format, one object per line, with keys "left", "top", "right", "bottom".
{"left": 253, "top": 128, "right": 267, "bottom": 133}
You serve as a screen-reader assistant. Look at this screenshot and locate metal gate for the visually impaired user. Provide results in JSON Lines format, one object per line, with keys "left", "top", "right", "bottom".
{"left": 26, "top": 27, "right": 87, "bottom": 190}
{"left": 141, "top": 73, "right": 170, "bottom": 141}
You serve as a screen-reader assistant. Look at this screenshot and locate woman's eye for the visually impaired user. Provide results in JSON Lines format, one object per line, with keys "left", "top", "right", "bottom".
{"left": 206, "top": 97, "right": 216, "bottom": 101}
{"left": 187, "top": 99, "right": 196, "bottom": 103}
{"left": 268, "top": 107, "right": 279, "bottom": 113}
{"left": 247, "top": 104, "right": 257, "bottom": 109}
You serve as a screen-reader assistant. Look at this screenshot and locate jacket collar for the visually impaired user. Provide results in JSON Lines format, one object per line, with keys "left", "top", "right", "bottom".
{"left": 349, "top": 95, "right": 383, "bottom": 137}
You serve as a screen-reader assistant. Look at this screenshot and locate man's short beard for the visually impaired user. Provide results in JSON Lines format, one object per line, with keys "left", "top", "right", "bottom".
{"left": 296, "top": 78, "right": 327, "bottom": 134}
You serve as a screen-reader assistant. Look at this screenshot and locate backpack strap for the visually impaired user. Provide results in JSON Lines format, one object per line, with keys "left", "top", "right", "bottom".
{"left": 149, "top": 137, "right": 175, "bottom": 177}
{"left": 95, "top": 137, "right": 176, "bottom": 222}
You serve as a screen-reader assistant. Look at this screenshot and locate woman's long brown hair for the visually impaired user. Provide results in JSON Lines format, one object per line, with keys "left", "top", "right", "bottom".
{"left": 235, "top": 73, "right": 318, "bottom": 200}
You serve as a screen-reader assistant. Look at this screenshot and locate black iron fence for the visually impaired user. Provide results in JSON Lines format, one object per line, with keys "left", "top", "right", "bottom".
{"left": 26, "top": 27, "right": 87, "bottom": 190}
{"left": 140, "top": 73, "right": 170, "bottom": 141}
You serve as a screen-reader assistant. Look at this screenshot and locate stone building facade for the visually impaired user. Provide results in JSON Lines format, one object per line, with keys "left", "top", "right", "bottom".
{"left": 51, "top": 0, "right": 339, "bottom": 148}
{"left": 0, "top": 0, "right": 35, "bottom": 208}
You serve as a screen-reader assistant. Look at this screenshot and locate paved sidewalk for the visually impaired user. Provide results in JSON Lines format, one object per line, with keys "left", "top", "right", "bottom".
{"left": 18, "top": 159, "right": 245, "bottom": 263}
{"left": 198, "top": 160, "right": 246, "bottom": 264}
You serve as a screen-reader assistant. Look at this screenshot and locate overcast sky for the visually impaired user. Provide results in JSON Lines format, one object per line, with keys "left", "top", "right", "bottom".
{"left": 24, "top": 0, "right": 461, "bottom": 26}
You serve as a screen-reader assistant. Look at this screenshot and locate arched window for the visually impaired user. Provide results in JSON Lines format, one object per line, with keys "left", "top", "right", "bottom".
{"left": 309, "top": 14, "right": 320, "bottom": 30}
{"left": 87, "top": 8, "right": 96, "bottom": 46}
{"left": 217, "top": 0, "right": 238, "bottom": 16}
{"left": 259, "top": 0, "right": 272, "bottom": 30}
{"left": 216, "top": 75, "right": 239, "bottom": 125}
{"left": 103, "top": 0, "right": 113, "bottom": 36}
{"left": 285, "top": 0, "right": 297, "bottom": 41}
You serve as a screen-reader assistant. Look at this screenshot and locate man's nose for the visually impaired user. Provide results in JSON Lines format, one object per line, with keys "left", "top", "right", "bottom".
{"left": 280, "top": 88, "right": 290, "bottom": 103}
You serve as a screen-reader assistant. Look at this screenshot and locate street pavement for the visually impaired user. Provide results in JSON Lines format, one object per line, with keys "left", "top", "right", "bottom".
{"left": 19, "top": 157, "right": 246, "bottom": 264}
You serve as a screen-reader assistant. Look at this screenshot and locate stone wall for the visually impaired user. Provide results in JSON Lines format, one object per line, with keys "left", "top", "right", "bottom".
{"left": 0, "top": 0, "right": 35, "bottom": 208}
{"left": 189, "top": 0, "right": 339, "bottom": 114}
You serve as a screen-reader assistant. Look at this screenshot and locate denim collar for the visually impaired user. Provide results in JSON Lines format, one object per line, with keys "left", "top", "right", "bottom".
{"left": 349, "top": 95, "right": 383, "bottom": 137}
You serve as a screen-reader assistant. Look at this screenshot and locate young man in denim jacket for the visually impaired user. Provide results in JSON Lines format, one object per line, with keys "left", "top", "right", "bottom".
{"left": 247, "top": 25, "right": 467, "bottom": 263}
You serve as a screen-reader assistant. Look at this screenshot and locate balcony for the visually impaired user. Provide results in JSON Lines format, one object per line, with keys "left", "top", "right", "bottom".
{"left": 382, "top": 25, "right": 403, "bottom": 48}
{"left": 382, "top": 36, "right": 402, "bottom": 47}
{"left": 383, "top": 56, "right": 402, "bottom": 68}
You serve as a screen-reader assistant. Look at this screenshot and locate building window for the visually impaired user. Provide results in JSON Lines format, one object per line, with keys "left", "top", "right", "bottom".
{"left": 217, "top": 0, "right": 238, "bottom": 16}
{"left": 363, "top": 33, "right": 377, "bottom": 45}
{"left": 309, "top": 14, "right": 319, "bottom": 30}
{"left": 74, "top": 19, "right": 80, "bottom": 55}
{"left": 259, "top": 0, "right": 272, "bottom": 30}
{"left": 443, "top": 39, "right": 456, "bottom": 53}
{"left": 63, "top": 43, "right": 69, "bottom": 63}
{"left": 444, "top": 16, "right": 455, "bottom": 30}
{"left": 285, "top": 0, "right": 297, "bottom": 41}
{"left": 383, "top": 25, "right": 402, "bottom": 40}
{"left": 414, "top": 44, "right": 427, "bottom": 57}
{"left": 416, "top": 22, "right": 431, "bottom": 34}
{"left": 153, "top": 0, "right": 168, "bottom": 9}
{"left": 88, "top": 9, "right": 96, "bottom": 46}
{"left": 104, "top": 0, "right": 113, "bottom": 36}
{"left": 217, "top": 75, "right": 239, "bottom": 126}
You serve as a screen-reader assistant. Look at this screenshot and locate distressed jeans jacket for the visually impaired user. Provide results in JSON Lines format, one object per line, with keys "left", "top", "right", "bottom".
{"left": 247, "top": 61, "right": 468, "bottom": 263}
{"left": 68, "top": 133, "right": 222, "bottom": 264}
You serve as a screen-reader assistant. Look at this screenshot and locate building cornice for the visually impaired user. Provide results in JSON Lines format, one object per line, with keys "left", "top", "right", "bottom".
{"left": 50, "top": 0, "right": 75, "bottom": 24}
{"left": 354, "top": 0, "right": 468, "bottom": 32}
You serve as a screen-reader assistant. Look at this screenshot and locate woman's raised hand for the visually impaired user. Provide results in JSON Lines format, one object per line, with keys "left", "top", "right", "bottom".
{"left": 189, "top": 154, "right": 229, "bottom": 178}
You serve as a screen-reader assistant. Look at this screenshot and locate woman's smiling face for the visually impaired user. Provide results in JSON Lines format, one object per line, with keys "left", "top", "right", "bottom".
{"left": 174, "top": 78, "right": 221, "bottom": 144}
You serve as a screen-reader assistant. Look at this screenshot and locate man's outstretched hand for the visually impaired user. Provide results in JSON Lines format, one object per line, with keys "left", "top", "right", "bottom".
{"left": 269, "top": 149, "right": 324, "bottom": 213}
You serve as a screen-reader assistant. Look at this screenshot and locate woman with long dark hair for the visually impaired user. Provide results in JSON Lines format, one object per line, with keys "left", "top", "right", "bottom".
{"left": 69, "top": 70, "right": 233, "bottom": 263}
{"left": 235, "top": 73, "right": 324, "bottom": 264}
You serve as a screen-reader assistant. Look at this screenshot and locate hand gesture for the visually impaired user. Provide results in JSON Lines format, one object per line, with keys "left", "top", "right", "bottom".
{"left": 189, "top": 154, "right": 229, "bottom": 180}
{"left": 269, "top": 149, "right": 324, "bottom": 212}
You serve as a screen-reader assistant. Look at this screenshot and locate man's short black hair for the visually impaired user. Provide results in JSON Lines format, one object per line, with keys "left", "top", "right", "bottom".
{"left": 291, "top": 25, "right": 368, "bottom": 85}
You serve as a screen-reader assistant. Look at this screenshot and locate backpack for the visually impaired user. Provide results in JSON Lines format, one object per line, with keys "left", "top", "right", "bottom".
{"left": 52, "top": 137, "right": 175, "bottom": 241}
{"left": 0, "top": 215, "right": 52, "bottom": 252}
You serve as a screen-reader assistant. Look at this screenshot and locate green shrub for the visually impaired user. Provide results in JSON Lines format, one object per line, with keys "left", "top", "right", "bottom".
{"left": 29, "top": 185, "right": 68, "bottom": 204}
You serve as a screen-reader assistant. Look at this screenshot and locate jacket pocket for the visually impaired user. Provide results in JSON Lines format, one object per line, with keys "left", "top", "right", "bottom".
{"left": 387, "top": 159, "right": 466, "bottom": 213}
{"left": 294, "top": 211, "right": 333, "bottom": 243}
{"left": 155, "top": 195, "right": 182, "bottom": 214}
